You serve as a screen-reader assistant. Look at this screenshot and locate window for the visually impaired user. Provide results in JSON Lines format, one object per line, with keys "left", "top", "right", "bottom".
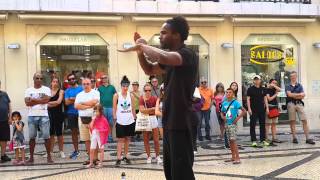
{"left": 241, "top": 34, "right": 299, "bottom": 125}
{"left": 38, "top": 34, "right": 109, "bottom": 88}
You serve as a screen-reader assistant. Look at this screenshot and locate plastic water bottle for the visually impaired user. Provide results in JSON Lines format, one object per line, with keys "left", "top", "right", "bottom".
{"left": 121, "top": 172, "right": 126, "bottom": 180}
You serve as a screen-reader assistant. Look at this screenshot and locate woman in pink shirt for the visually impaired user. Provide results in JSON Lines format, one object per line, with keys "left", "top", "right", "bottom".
{"left": 213, "top": 83, "right": 225, "bottom": 139}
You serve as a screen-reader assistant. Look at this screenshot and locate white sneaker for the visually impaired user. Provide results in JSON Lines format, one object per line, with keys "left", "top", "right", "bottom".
{"left": 60, "top": 151, "right": 66, "bottom": 158}
{"left": 156, "top": 156, "right": 163, "bottom": 165}
{"left": 147, "top": 157, "right": 152, "bottom": 164}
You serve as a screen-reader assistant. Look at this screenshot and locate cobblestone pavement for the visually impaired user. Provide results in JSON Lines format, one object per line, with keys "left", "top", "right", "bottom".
{"left": 1, "top": 131, "right": 320, "bottom": 180}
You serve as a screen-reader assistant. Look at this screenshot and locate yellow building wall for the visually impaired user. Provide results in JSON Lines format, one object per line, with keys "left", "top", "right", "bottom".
{"left": 2, "top": 14, "right": 320, "bottom": 130}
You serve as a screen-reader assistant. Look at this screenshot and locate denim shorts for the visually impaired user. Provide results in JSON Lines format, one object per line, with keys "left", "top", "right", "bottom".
{"left": 28, "top": 116, "right": 50, "bottom": 139}
{"left": 103, "top": 107, "right": 113, "bottom": 126}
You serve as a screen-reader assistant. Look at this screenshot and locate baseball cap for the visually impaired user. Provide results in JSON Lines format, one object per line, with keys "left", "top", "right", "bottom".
{"left": 253, "top": 75, "right": 261, "bottom": 80}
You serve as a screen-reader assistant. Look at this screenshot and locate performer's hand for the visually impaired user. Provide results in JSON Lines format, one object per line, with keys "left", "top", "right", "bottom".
{"left": 134, "top": 32, "right": 141, "bottom": 42}
{"left": 117, "top": 44, "right": 142, "bottom": 52}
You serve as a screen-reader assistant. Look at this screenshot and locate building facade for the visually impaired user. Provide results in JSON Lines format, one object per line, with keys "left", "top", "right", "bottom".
{"left": 1, "top": 0, "right": 320, "bottom": 134}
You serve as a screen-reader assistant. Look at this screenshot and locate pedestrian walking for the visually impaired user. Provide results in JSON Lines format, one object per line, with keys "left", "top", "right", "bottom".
{"left": 286, "top": 71, "right": 315, "bottom": 145}
{"left": 24, "top": 72, "right": 53, "bottom": 164}
{"left": 47, "top": 77, "right": 65, "bottom": 158}
{"left": 247, "top": 75, "right": 270, "bottom": 147}
{"left": 139, "top": 83, "right": 162, "bottom": 164}
{"left": 64, "top": 73, "right": 83, "bottom": 159}
{"left": 113, "top": 76, "right": 136, "bottom": 167}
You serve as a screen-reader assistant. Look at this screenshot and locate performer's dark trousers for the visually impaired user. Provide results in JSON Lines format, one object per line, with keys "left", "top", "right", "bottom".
{"left": 163, "top": 129, "right": 195, "bottom": 180}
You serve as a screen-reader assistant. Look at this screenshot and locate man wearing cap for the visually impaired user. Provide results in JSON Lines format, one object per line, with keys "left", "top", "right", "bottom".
{"left": 199, "top": 77, "right": 214, "bottom": 141}
{"left": 247, "top": 75, "right": 270, "bottom": 147}
{"left": 98, "top": 75, "right": 116, "bottom": 142}
{"left": 151, "top": 77, "right": 160, "bottom": 98}
{"left": 131, "top": 81, "right": 142, "bottom": 141}
{"left": 286, "top": 71, "right": 315, "bottom": 145}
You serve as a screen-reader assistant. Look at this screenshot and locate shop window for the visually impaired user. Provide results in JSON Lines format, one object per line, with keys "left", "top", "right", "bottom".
{"left": 241, "top": 34, "right": 299, "bottom": 125}
{"left": 38, "top": 34, "right": 109, "bottom": 89}
{"left": 148, "top": 34, "right": 210, "bottom": 85}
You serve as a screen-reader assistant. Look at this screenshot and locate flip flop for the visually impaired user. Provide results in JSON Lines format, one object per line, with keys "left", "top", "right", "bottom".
{"left": 224, "top": 159, "right": 234, "bottom": 162}
{"left": 233, "top": 161, "right": 241, "bottom": 165}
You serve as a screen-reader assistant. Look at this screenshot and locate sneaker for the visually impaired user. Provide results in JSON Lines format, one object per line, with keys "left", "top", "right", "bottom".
{"left": 69, "top": 151, "right": 80, "bottom": 159}
{"left": 205, "top": 135, "right": 212, "bottom": 141}
{"left": 12, "top": 159, "right": 20, "bottom": 165}
{"left": 262, "top": 141, "right": 270, "bottom": 147}
{"left": 251, "top": 142, "right": 258, "bottom": 147}
{"left": 272, "top": 139, "right": 282, "bottom": 143}
{"left": 122, "top": 157, "right": 132, "bottom": 165}
{"left": 306, "top": 139, "right": 315, "bottom": 145}
{"left": 115, "top": 159, "right": 121, "bottom": 167}
{"left": 146, "top": 157, "right": 152, "bottom": 164}
{"left": 1, "top": 154, "right": 11, "bottom": 163}
{"left": 156, "top": 156, "right": 163, "bottom": 165}
{"left": 82, "top": 158, "right": 90, "bottom": 165}
{"left": 60, "top": 151, "right": 66, "bottom": 158}
{"left": 293, "top": 138, "right": 299, "bottom": 144}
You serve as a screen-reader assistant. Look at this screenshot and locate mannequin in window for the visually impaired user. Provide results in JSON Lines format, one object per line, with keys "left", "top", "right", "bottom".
{"left": 274, "top": 61, "right": 291, "bottom": 90}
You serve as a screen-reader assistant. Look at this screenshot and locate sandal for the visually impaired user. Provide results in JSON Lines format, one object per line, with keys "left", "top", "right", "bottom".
{"left": 224, "top": 159, "right": 234, "bottom": 162}
{"left": 86, "top": 163, "right": 95, "bottom": 168}
{"left": 95, "top": 163, "right": 103, "bottom": 169}
{"left": 233, "top": 160, "right": 241, "bottom": 164}
{"left": 12, "top": 160, "right": 20, "bottom": 165}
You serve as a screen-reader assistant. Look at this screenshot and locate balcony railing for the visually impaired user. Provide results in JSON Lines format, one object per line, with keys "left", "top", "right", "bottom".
{"left": 234, "top": 0, "right": 311, "bottom": 4}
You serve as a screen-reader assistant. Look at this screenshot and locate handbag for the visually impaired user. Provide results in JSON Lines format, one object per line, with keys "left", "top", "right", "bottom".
{"left": 9, "top": 124, "right": 17, "bottom": 152}
{"left": 80, "top": 116, "right": 92, "bottom": 124}
{"left": 135, "top": 113, "right": 152, "bottom": 132}
{"left": 268, "top": 108, "right": 280, "bottom": 118}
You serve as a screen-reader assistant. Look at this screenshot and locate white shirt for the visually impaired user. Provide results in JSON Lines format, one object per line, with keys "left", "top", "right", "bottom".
{"left": 75, "top": 89, "right": 100, "bottom": 117}
{"left": 116, "top": 92, "right": 134, "bottom": 125}
{"left": 25, "top": 86, "right": 51, "bottom": 116}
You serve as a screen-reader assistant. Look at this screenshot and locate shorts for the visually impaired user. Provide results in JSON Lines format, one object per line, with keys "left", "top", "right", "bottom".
{"left": 158, "top": 117, "right": 163, "bottom": 128}
{"left": 78, "top": 117, "right": 91, "bottom": 141}
{"left": 116, "top": 122, "right": 135, "bottom": 138}
{"left": 48, "top": 112, "right": 64, "bottom": 136}
{"left": 225, "top": 124, "right": 237, "bottom": 141}
{"left": 287, "top": 102, "right": 307, "bottom": 121}
{"left": 0, "top": 121, "right": 10, "bottom": 141}
{"left": 266, "top": 115, "right": 279, "bottom": 124}
{"left": 67, "top": 114, "right": 79, "bottom": 130}
{"left": 216, "top": 112, "right": 224, "bottom": 126}
{"left": 103, "top": 107, "right": 113, "bottom": 126}
{"left": 90, "top": 130, "right": 104, "bottom": 149}
{"left": 28, "top": 116, "right": 50, "bottom": 139}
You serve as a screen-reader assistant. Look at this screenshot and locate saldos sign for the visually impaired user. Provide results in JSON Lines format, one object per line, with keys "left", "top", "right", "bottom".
{"left": 250, "top": 45, "right": 284, "bottom": 65}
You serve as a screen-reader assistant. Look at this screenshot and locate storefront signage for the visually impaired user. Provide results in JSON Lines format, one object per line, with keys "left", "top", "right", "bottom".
{"left": 250, "top": 45, "right": 284, "bottom": 65}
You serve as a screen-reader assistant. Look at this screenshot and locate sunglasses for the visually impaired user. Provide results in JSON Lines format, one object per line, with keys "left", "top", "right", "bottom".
{"left": 82, "top": 83, "right": 90, "bottom": 86}
{"left": 91, "top": 80, "right": 96, "bottom": 82}
{"left": 144, "top": 89, "right": 152, "bottom": 92}
{"left": 68, "top": 78, "right": 75, "bottom": 81}
{"left": 101, "top": 77, "right": 107, "bottom": 79}
{"left": 201, "top": 82, "right": 207, "bottom": 84}
{"left": 36, "top": 77, "right": 43, "bottom": 80}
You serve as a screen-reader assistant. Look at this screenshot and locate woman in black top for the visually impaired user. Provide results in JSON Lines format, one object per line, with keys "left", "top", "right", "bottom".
{"left": 266, "top": 79, "right": 281, "bottom": 143}
{"left": 48, "top": 77, "right": 65, "bottom": 158}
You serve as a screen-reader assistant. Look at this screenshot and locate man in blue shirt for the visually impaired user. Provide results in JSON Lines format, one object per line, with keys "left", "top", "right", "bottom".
{"left": 221, "top": 88, "right": 246, "bottom": 164}
{"left": 285, "top": 71, "right": 315, "bottom": 145}
{"left": 64, "top": 74, "right": 83, "bottom": 159}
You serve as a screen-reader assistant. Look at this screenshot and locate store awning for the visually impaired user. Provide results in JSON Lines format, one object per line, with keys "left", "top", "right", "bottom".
{"left": 132, "top": 16, "right": 224, "bottom": 23}
{"left": 232, "top": 17, "right": 316, "bottom": 23}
